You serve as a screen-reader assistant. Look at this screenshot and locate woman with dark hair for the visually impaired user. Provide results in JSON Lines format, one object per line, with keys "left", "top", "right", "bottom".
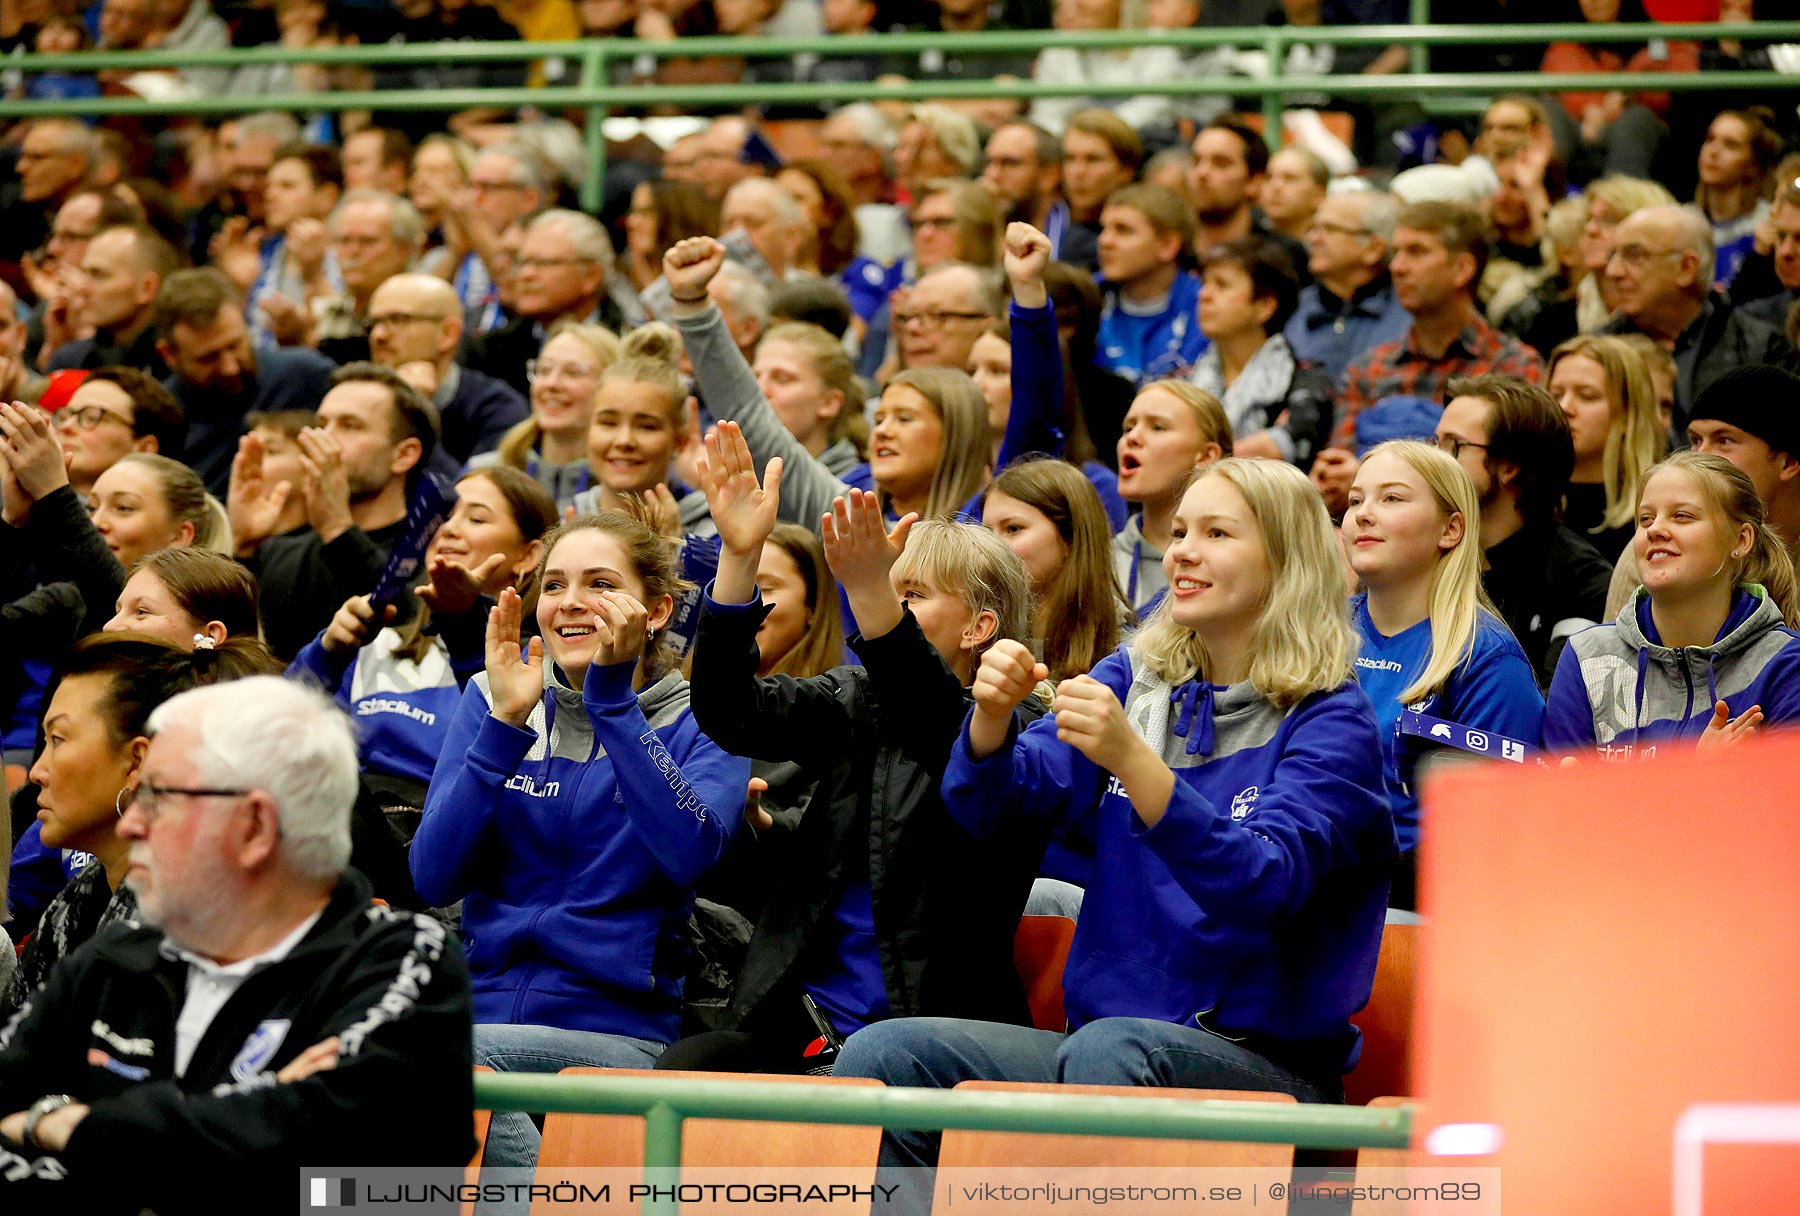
{"left": 1695, "top": 106, "right": 1782, "bottom": 291}
{"left": 1188, "top": 236, "right": 1334, "bottom": 471}
{"left": 1, "top": 634, "right": 284, "bottom": 1017}
{"left": 623, "top": 178, "right": 721, "bottom": 294}
{"left": 776, "top": 159, "right": 901, "bottom": 330}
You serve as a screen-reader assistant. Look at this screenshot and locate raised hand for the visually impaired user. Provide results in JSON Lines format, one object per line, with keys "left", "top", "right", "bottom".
{"left": 663, "top": 236, "right": 727, "bottom": 305}
{"left": 698, "top": 421, "right": 783, "bottom": 558}
{"left": 1052, "top": 674, "right": 1138, "bottom": 770}
{"left": 1002, "top": 222, "right": 1053, "bottom": 308}
{"left": 228, "top": 432, "right": 295, "bottom": 555}
{"left": 974, "top": 639, "right": 1046, "bottom": 718}
{"left": 1696, "top": 699, "right": 1764, "bottom": 752}
{"left": 0, "top": 401, "right": 70, "bottom": 503}
{"left": 211, "top": 217, "right": 267, "bottom": 289}
{"left": 286, "top": 216, "right": 330, "bottom": 279}
{"left": 644, "top": 482, "right": 683, "bottom": 542}
{"left": 322, "top": 594, "right": 396, "bottom": 653}
{"left": 297, "top": 427, "right": 355, "bottom": 544}
{"left": 822, "top": 489, "right": 913, "bottom": 594}
{"left": 485, "top": 586, "right": 545, "bottom": 728}
{"left": 417, "top": 552, "right": 509, "bottom": 617}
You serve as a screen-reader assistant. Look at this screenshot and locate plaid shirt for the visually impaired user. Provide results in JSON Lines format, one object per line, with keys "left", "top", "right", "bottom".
{"left": 1332, "top": 316, "right": 1544, "bottom": 448}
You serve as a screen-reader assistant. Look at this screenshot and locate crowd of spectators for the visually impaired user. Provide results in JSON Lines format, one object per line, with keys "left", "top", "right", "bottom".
{"left": 6, "top": 1, "right": 1800, "bottom": 1207}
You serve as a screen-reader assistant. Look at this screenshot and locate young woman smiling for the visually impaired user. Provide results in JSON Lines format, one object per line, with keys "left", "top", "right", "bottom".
{"left": 838, "top": 459, "right": 1394, "bottom": 1205}
{"left": 569, "top": 322, "right": 714, "bottom": 536}
{"left": 1545, "top": 451, "right": 1800, "bottom": 756}
{"left": 1343, "top": 441, "right": 1544, "bottom": 907}
{"left": 1548, "top": 334, "right": 1667, "bottom": 562}
{"left": 291, "top": 466, "right": 557, "bottom": 809}
{"left": 412, "top": 508, "right": 751, "bottom": 1178}
{"left": 667, "top": 236, "right": 988, "bottom": 528}
{"left": 474, "top": 322, "right": 622, "bottom": 514}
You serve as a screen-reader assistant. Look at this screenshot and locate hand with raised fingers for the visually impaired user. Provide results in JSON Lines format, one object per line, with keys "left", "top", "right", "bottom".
{"left": 822, "top": 489, "right": 913, "bottom": 596}
{"left": 1696, "top": 699, "right": 1764, "bottom": 752}
{"left": 297, "top": 427, "right": 355, "bottom": 544}
{"left": 698, "top": 421, "right": 783, "bottom": 560}
{"left": 419, "top": 552, "right": 510, "bottom": 617}
{"left": 0, "top": 400, "right": 70, "bottom": 503}
{"left": 486, "top": 587, "right": 545, "bottom": 728}
{"left": 227, "top": 432, "right": 295, "bottom": 554}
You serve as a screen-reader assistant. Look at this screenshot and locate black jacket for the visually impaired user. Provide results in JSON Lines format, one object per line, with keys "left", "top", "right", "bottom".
{"left": 1603, "top": 295, "right": 1798, "bottom": 434}
{"left": 247, "top": 518, "right": 406, "bottom": 661}
{"left": 0, "top": 870, "right": 475, "bottom": 1214}
{"left": 688, "top": 598, "right": 1049, "bottom": 1033}
{"left": 1483, "top": 520, "right": 1614, "bottom": 689}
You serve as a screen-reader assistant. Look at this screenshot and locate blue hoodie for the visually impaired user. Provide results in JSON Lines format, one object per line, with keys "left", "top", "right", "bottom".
{"left": 1544, "top": 585, "right": 1800, "bottom": 759}
{"left": 1351, "top": 596, "right": 1544, "bottom": 852}
{"left": 288, "top": 610, "right": 488, "bottom": 787}
{"left": 1096, "top": 271, "right": 1209, "bottom": 388}
{"left": 943, "top": 645, "right": 1394, "bottom": 1074}
{"left": 411, "top": 658, "right": 750, "bottom": 1044}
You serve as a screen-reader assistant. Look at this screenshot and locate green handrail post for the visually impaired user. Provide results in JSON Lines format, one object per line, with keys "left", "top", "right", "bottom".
{"left": 1262, "top": 28, "right": 1286, "bottom": 149}
{"left": 641, "top": 1100, "right": 685, "bottom": 1216}
{"left": 1410, "top": 0, "right": 1430, "bottom": 76}
{"left": 582, "top": 42, "right": 607, "bottom": 214}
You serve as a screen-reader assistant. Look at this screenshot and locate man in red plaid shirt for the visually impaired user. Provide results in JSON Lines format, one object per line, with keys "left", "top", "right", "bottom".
{"left": 1311, "top": 200, "right": 1543, "bottom": 514}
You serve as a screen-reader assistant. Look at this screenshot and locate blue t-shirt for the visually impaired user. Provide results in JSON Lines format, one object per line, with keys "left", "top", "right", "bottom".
{"left": 1351, "top": 596, "right": 1544, "bottom": 852}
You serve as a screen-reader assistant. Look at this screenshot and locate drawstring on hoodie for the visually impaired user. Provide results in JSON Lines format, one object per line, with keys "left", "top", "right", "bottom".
{"left": 1169, "top": 681, "right": 1215, "bottom": 756}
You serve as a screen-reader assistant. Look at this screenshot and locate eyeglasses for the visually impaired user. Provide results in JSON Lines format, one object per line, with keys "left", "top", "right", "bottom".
{"left": 516, "top": 256, "right": 595, "bottom": 272}
{"left": 894, "top": 309, "right": 989, "bottom": 330}
{"left": 56, "top": 405, "right": 134, "bottom": 432}
{"left": 527, "top": 359, "right": 602, "bottom": 384}
{"left": 470, "top": 179, "right": 530, "bottom": 193}
{"left": 369, "top": 311, "right": 447, "bottom": 329}
{"left": 128, "top": 781, "right": 251, "bottom": 823}
{"left": 1305, "top": 221, "right": 1370, "bottom": 239}
{"left": 1434, "top": 436, "right": 1490, "bottom": 459}
{"left": 912, "top": 216, "right": 958, "bottom": 231}
{"left": 1607, "top": 244, "right": 1683, "bottom": 268}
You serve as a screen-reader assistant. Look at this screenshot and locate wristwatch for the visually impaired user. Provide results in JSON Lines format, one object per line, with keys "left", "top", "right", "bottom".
{"left": 22, "top": 1094, "right": 76, "bottom": 1150}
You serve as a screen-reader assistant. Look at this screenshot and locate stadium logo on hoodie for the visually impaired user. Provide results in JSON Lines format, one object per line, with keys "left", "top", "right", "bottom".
{"left": 1230, "top": 786, "right": 1259, "bottom": 820}
{"left": 505, "top": 775, "right": 561, "bottom": 798}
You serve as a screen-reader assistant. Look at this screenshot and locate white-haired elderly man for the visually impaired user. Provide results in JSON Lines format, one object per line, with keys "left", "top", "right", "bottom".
{"left": 465, "top": 208, "right": 646, "bottom": 395}
{"left": 0, "top": 677, "right": 475, "bottom": 1210}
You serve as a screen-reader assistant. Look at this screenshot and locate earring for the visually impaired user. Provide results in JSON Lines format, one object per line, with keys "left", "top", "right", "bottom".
{"left": 116, "top": 787, "right": 130, "bottom": 818}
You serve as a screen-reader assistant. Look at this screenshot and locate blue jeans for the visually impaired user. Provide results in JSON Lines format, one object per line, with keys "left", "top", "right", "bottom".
{"left": 836, "top": 1015, "right": 1340, "bottom": 1215}
{"left": 474, "top": 1023, "right": 664, "bottom": 1216}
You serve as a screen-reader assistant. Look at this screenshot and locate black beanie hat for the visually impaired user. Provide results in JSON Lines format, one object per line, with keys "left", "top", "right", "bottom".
{"left": 1688, "top": 364, "right": 1800, "bottom": 457}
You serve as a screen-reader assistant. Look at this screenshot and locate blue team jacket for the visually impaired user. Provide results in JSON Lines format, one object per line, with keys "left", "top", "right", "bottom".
{"left": 411, "top": 658, "right": 749, "bottom": 1044}
{"left": 943, "top": 645, "right": 1395, "bottom": 1074}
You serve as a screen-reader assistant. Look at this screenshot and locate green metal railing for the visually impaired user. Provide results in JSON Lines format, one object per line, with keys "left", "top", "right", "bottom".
{"left": 7, "top": 19, "right": 1800, "bottom": 208}
{"left": 473, "top": 1070, "right": 1414, "bottom": 1215}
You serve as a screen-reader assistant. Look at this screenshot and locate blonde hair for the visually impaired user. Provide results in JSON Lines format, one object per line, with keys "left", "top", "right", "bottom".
{"left": 761, "top": 321, "right": 870, "bottom": 456}
{"left": 1550, "top": 334, "right": 1667, "bottom": 531}
{"left": 600, "top": 320, "right": 686, "bottom": 416}
{"left": 1586, "top": 175, "right": 1677, "bottom": 222}
{"left": 884, "top": 368, "right": 991, "bottom": 519}
{"left": 1134, "top": 458, "right": 1354, "bottom": 706}
{"left": 496, "top": 322, "right": 624, "bottom": 470}
{"left": 115, "top": 452, "right": 232, "bottom": 555}
{"left": 1139, "top": 380, "right": 1234, "bottom": 457}
{"left": 889, "top": 519, "right": 1034, "bottom": 661}
{"left": 1642, "top": 451, "right": 1800, "bottom": 627}
{"left": 1358, "top": 441, "right": 1495, "bottom": 705}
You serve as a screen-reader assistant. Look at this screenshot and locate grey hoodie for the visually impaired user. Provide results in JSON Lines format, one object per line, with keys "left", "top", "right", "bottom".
{"left": 1545, "top": 585, "right": 1800, "bottom": 757}
{"left": 1112, "top": 514, "right": 1167, "bottom": 615}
